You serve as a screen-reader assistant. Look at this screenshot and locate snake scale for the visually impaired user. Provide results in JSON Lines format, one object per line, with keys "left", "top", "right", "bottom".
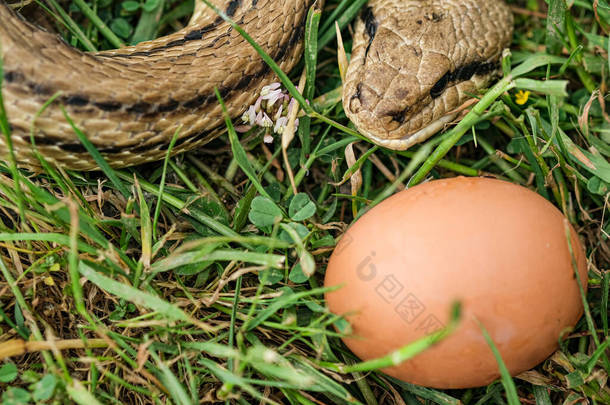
{"left": 0, "top": 0, "right": 513, "bottom": 170}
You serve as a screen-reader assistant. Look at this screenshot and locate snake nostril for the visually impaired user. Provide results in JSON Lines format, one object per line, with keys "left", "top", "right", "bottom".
{"left": 389, "top": 112, "right": 405, "bottom": 124}
{"left": 385, "top": 106, "right": 410, "bottom": 125}
{"left": 348, "top": 83, "right": 364, "bottom": 113}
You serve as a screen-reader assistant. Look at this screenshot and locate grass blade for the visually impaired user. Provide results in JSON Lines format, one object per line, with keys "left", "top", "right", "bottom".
{"left": 478, "top": 321, "right": 521, "bottom": 405}
{"left": 61, "top": 108, "right": 131, "bottom": 198}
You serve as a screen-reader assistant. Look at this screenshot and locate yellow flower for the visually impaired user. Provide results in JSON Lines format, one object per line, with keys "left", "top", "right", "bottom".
{"left": 515, "top": 90, "right": 530, "bottom": 105}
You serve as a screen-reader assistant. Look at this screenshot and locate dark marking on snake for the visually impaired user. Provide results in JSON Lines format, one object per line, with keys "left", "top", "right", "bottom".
{"left": 32, "top": 82, "right": 53, "bottom": 96}
{"left": 454, "top": 63, "right": 478, "bottom": 81}
{"left": 95, "top": 101, "right": 122, "bottom": 112}
{"left": 184, "top": 30, "right": 205, "bottom": 41}
{"left": 3, "top": 71, "right": 22, "bottom": 83}
{"left": 226, "top": 0, "right": 242, "bottom": 17}
{"left": 363, "top": 7, "right": 378, "bottom": 59}
{"left": 210, "top": 32, "right": 231, "bottom": 46}
{"left": 182, "top": 94, "right": 208, "bottom": 109}
{"left": 430, "top": 61, "right": 498, "bottom": 98}
{"left": 99, "top": 1, "right": 251, "bottom": 58}
{"left": 4, "top": 0, "right": 312, "bottom": 121}
{"left": 351, "top": 83, "right": 363, "bottom": 103}
{"left": 66, "top": 95, "right": 89, "bottom": 107}
{"left": 430, "top": 72, "right": 450, "bottom": 98}
{"left": 156, "top": 99, "right": 180, "bottom": 113}
{"left": 164, "top": 38, "right": 186, "bottom": 48}
{"left": 127, "top": 102, "right": 153, "bottom": 114}
{"left": 182, "top": 17, "right": 229, "bottom": 42}
{"left": 5, "top": 71, "right": 54, "bottom": 97}
{"left": 425, "top": 12, "right": 444, "bottom": 22}
{"left": 99, "top": 19, "right": 222, "bottom": 58}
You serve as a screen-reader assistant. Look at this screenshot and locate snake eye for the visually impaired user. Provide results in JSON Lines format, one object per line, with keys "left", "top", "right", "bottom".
{"left": 430, "top": 72, "right": 450, "bottom": 98}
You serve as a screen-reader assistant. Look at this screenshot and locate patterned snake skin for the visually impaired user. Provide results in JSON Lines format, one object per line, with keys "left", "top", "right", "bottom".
{"left": 343, "top": 0, "right": 513, "bottom": 150}
{"left": 0, "top": 0, "right": 512, "bottom": 169}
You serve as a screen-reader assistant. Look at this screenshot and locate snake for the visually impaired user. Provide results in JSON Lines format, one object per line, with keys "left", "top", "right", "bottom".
{"left": 0, "top": 0, "right": 513, "bottom": 170}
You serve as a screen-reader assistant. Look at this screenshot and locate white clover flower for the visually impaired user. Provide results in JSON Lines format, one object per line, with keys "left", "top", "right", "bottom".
{"left": 255, "top": 111, "right": 263, "bottom": 126}
{"left": 247, "top": 105, "right": 257, "bottom": 125}
{"left": 253, "top": 96, "right": 263, "bottom": 111}
{"left": 287, "top": 97, "right": 297, "bottom": 115}
{"left": 239, "top": 83, "right": 301, "bottom": 138}
{"left": 274, "top": 116, "right": 288, "bottom": 134}
{"left": 241, "top": 105, "right": 256, "bottom": 124}
{"left": 261, "top": 82, "right": 281, "bottom": 97}
{"left": 274, "top": 104, "right": 284, "bottom": 121}
{"left": 260, "top": 113, "right": 273, "bottom": 128}
{"left": 262, "top": 89, "right": 284, "bottom": 108}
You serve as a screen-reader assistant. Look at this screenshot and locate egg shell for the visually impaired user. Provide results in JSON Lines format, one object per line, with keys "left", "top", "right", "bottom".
{"left": 324, "top": 177, "right": 587, "bottom": 389}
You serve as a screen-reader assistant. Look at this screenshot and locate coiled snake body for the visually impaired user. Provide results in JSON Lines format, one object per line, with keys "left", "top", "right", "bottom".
{"left": 0, "top": 0, "right": 512, "bottom": 170}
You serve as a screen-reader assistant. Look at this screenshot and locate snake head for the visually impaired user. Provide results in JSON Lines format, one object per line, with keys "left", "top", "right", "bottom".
{"left": 342, "top": 0, "right": 513, "bottom": 150}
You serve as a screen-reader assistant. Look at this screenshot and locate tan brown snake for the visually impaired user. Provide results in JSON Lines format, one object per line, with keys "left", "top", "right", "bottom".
{"left": 0, "top": 0, "right": 513, "bottom": 170}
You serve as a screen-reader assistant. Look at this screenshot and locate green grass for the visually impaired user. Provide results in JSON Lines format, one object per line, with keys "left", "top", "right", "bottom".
{"left": 1, "top": 0, "right": 609, "bottom": 404}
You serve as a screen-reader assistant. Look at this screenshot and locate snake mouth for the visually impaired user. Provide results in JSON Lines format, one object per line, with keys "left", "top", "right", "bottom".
{"left": 359, "top": 113, "right": 457, "bottom": 150}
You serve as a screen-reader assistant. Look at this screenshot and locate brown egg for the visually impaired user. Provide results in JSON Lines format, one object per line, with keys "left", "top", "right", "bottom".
{"left": 325, "top": 177, "right": 587, "bottom": 389}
